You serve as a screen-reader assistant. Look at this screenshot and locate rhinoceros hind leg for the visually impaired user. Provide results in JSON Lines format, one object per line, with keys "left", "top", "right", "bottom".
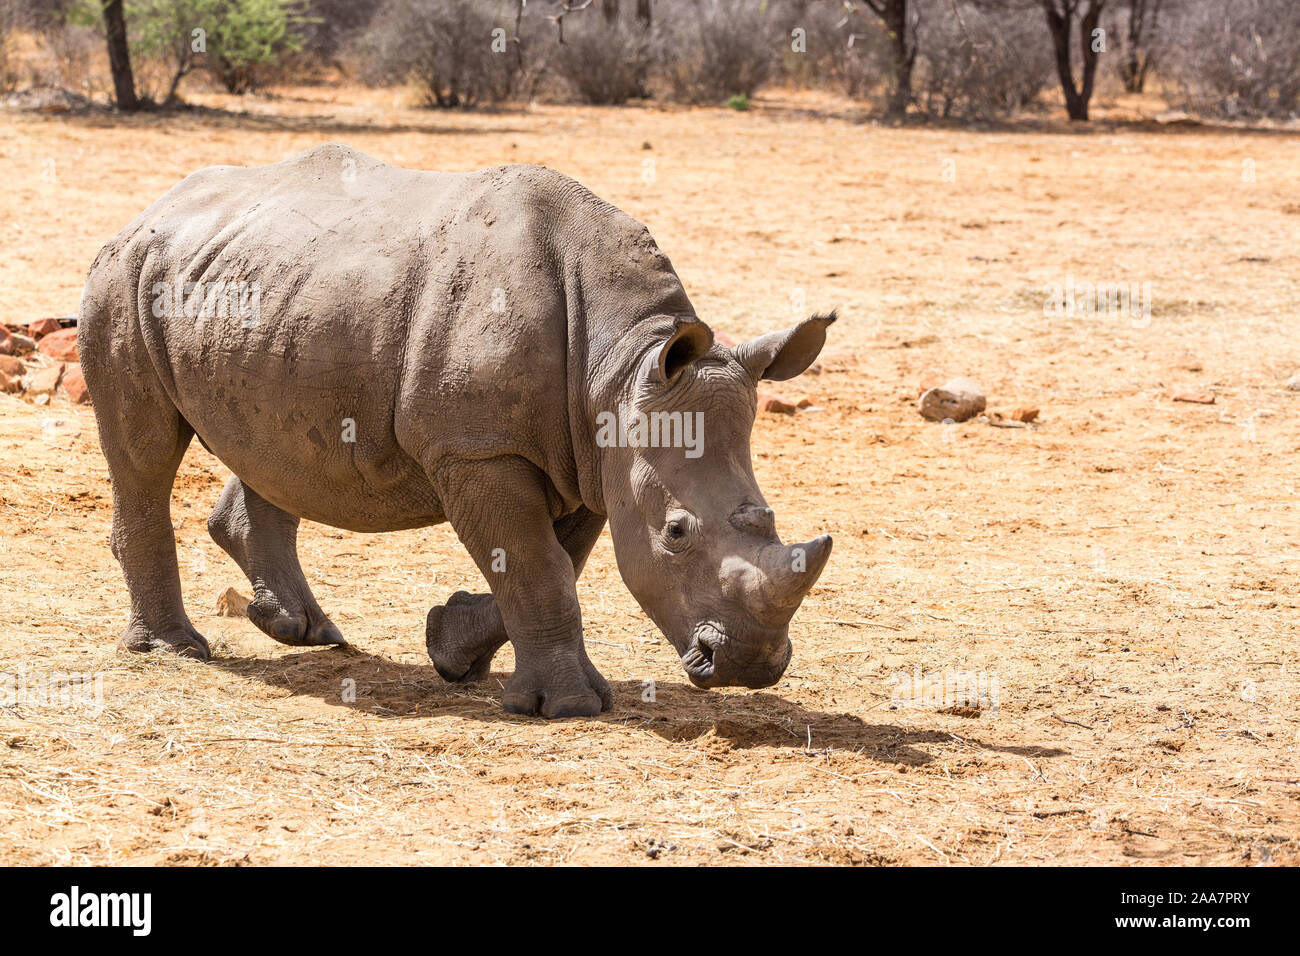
{"left": 426, "top": 591, "right": 506, "bottom": 682}
{"left": 208, "top": 476, "right": 345, "bottom": 647}
{"left": 119, "top": 620, "right": 211, "bottom": 659}
{"left": 86, "top": 351, "right": 210, "bottom": 661}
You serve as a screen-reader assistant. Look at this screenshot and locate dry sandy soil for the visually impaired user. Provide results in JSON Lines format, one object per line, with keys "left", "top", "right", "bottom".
{"left": 1, "top": 87, "right": 1298, "bottom": 866}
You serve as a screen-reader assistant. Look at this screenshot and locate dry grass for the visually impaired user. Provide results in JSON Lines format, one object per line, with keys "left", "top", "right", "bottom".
{"left": 1, "top": 87, "right": 1298, "bottom": 865}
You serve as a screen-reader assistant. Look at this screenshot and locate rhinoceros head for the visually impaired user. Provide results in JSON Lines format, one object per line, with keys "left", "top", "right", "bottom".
{"left": 598, "top": 311, "right": 835, "bottom": 689}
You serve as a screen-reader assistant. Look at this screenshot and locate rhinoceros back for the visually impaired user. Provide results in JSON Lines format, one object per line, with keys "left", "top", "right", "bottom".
{"left": 78, "top": 145, "right": 607, "bottom": 531}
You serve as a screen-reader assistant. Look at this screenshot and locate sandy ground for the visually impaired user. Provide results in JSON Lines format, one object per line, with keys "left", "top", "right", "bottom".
{"left": 1, "top": 87, "right": 1298, "bottom": 865}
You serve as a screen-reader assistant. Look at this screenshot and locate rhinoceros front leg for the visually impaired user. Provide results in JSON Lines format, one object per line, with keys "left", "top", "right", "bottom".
{"left": 435, "top": 459, "right": 612, "bottom": 718}
{"left": 426, "top": 506, "right": 606, "bottom": 683}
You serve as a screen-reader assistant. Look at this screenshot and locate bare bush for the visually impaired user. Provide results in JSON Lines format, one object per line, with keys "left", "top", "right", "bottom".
{"left": 297, "top": 0, "right": 385, "bottom": 65}
{"left": 1165, "top": 0, "right": 1300, "bottom": 119}
{"left": 656, "top": 0, "right": 778, "bottom": 104}
{"left": 550, "top": 15, "right": 650, "bottom": 104}
{"left": 0, "top": 4, "right": 18, "bottom": 91}
{"left": 1110, "top": 0, "right": 1166, "bottom": 93}
{"left": 361, "top": 0, "right": 528, "bottom": 107}
{"left": 773, "top": 0, "right": 890, "bottom": 98}
{"left": 913, "top": 1, "right": 1054, "bottom": 119}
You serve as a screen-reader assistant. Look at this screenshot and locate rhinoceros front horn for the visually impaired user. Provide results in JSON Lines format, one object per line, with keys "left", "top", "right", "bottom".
{"left": 761, "top": 534, "right": 833, "bottom": 611}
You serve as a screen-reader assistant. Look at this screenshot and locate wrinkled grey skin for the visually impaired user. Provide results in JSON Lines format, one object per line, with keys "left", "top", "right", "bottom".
{"left": 79, "top": 144, "right": 834, "bottom": 718}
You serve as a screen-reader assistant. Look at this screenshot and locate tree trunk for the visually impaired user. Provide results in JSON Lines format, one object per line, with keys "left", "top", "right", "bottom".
{"left": 1042, "top": 0, "right": 1106, "bottom": 122}
{"left": 101, "top": 0, "right": 139, "bottom": 111}
{"left": 603, "top": 0, "right": 619, "bottom": 25}
{"left": 877, "top": 0, "right": 913, "bottom": 118}
{"left": 1076, "top": 1, "right": 1103, "bottom": 117}
{"left": 636, "top": 0, "right": 651, "bottom": 29}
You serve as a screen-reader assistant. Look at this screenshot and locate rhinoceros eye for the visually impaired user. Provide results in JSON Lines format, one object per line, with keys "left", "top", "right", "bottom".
{"left": 661, "top": 512, "right": 695, "bottom": 553}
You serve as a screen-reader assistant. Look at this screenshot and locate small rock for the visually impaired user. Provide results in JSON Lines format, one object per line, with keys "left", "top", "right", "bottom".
{"left": 0, "top": 326, "right": 11, "bottom": 356}
{"left": 1284, "top": 374, "right": 1300, "bottom": 391}
{"left": 27, "top": 318, "right": 62, "bottom": 339}
{"left": 918, "top": 377, "right": 986, "bottom": 422}
{"left": 60, "top": 363, "right": 89, "bottom": 404}
{"left": 1010, "top": 406, "right": 1039, "bottom": 423}
{"left": 1172, "top": 391, "right": 1215, "bottom": 405}
{"left": 37, "top": 327, "right": 78, "bottom": 362}
{"left": 8, "top": 332, "right": 36, "bottom": 355}
{"left": 215, "top": 587, "right": 251, "bottom": 618}
{"left": 0, "top": 368, "right": 22, "bottom": 394}
{"left": 795, "top": 396, "right": 816, "bottom": 409}
{"left": 759, "top": 391, "right": 798, "bottom": 414}
{"left": 27, "top": 362, "right": 64, "bottom": 397}
{"left": 0, "top": 354, "right": 22, "bottom": 376}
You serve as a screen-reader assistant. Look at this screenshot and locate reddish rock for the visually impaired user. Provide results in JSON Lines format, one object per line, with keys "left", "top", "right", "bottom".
{"left": 60, "top": 363, "right": 89, "bottom": 404}
{"left": 0, "top": 326, "right": 11, "bottom": 356}
{"left": 0, "top": 368, "right": 21, "bottom": 394}
{"left": 759, "top": 391, "right": 798, "bottom": 414}
{"left": 1010, "top": 406, "right": 1039, "bottom": 423}
{"left": 28, "top": 318, "right": 63, "bottom": 338}
{"left": 0, "top": 355, "right": 23, "bottom": 376}
{"left": 38, "top": 328, "right": 78, "bottom": 362}
{"left": 27, "top": 362, "right": 65, "bottom": 397}
{"left": 7, "top": 332, "right": 36, "bottom": 355}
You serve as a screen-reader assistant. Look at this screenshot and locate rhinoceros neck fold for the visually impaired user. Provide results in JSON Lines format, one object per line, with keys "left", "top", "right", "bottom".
{"left": 558, "top": 211, "right": 696, "bottom": 520}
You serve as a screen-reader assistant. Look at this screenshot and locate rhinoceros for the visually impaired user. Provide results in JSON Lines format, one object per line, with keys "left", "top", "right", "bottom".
{"left": 78, "top": 144, "right": 834, "bottom": 717}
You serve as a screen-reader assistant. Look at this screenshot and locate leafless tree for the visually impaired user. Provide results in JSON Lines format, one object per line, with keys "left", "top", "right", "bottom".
{"left": 1116, "top": 0, "right": 1162, "bottom": 92}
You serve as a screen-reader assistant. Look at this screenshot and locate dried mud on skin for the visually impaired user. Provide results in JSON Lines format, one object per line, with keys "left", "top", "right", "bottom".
{"left": 1, "top": 88, "right": 1298, "bottom": 865}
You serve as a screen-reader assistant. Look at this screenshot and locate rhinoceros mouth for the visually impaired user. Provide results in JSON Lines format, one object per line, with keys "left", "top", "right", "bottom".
{"left": 681, "top": 623, "right": 727, "bottom": 686}
{"left": 681, "top": 621, "right": 793, "bottom": 689}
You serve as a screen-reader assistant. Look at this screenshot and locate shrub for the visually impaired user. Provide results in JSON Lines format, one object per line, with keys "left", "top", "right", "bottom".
{"left": 1165, "top": 0, "right": 1300, "bottom": 119}
{"left": 361, "top": 0, "right": 525, "bottom": 107}
{"left": 912, "top": 1, "right": 1054, "bottom": 120}
{"left": 772, "top": 0, "right": 888, "bottom": 98}
{"left": 0, "top": 3, "right": 18, "bottom": 91}
{"left": 657, "top": 0, "right": 777, "bottom": 104}
{"left": 550, "top": 16, "right": 650, "bottom": 105}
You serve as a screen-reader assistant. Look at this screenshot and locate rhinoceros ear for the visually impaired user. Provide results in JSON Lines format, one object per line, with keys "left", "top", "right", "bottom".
{"left": 656, "top": 315, "right": 714, "bottom": 384}
{"left": 734, "top": 311, "right": 837, "bottom": 382}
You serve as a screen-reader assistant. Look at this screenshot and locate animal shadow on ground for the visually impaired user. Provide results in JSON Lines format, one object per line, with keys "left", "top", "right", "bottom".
{"left": 212, "top": 645, "right": 1066, "bottom": 768}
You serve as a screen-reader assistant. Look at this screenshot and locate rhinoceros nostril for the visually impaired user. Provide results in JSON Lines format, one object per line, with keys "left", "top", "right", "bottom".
{"left": 728, "top": 504, "right": 776, "bottom": 536}
{"left": 682, "top": 625, "right": 728, "bottom": 684}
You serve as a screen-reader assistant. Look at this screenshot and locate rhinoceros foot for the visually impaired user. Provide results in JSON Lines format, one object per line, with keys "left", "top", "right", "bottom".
{"left": 425, "top": 591, "right": 507, "bottom": 683}
{"left": 502, "top": 644, "right": 613, "bottom": 719}
{"left": 119, "top": 621, "right": 211, "bottom": 661}
{"left": 246, "top": 593, "right": 345, "bottom": 648}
